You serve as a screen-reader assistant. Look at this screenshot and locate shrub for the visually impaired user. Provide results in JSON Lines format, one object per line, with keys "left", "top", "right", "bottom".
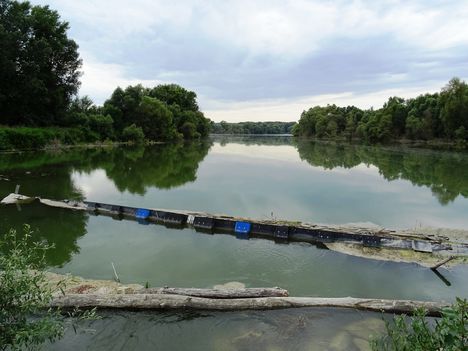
{"left": 0, "top": 226, "right": 98, "bottom": 350}
{"left": 0, "top": 127, "right": 109, "bottom": 150}
{"left": 0, "top": 225, "right": 63, "bottom": 350}
{"left": 180, "top": 121, "right": 198, "bottom": 139}
{"left": 122, "top": 124, "right": 145, "bottom": 143}
{"left": 455, "top": 126, "right": 467, "bottom": 141}
{"left": 88, "top": 114, "right": 114, "bottom": 139}
{"left": 0, "top": 127, "right": 57, "bottom": 150}
{"left": 370, "top": 298, "right": 467, "bottom": 351}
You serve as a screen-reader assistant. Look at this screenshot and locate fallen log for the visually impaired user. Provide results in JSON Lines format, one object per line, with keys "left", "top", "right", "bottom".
{"left": 138, "top": 287, "right": 289, "bottom": 298}
{"left": 50, "top": 294, "right": 449, "bottom": 317}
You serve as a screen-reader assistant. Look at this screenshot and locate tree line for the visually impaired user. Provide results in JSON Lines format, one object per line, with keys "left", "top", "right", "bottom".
{"left": 212, "top": 121, "right": 296, "bottom": 134}
{"left": 0, "top": 0, "right": 210, "bottom": 149}
{"left": 293, "top": 78, "right": 468, "bottom": 144}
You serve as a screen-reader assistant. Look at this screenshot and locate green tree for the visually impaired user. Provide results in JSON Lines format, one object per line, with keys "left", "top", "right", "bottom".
{"left": 405, "top": 114, "right": 425, "bottom": 140}
{"left": 103, "top": 84, "right": 210, "bottom": 140}
{"left": 440, "top": 78, "right": 468, "bottom": 138}
{"left": 87, "top": 113, "right": 114, "bottom": 139}
{"left": 405, "top": 93, "right": 441, "bottom": 139}
{"left": 136, "top": 96, "right": 176, "bottom": 141}
{"left": 382, "top": 97, "right": 407, "bottom": 136}
{"left": 122, "top": 124, "right": 145, "bottom": 143}
{"left": 180, "top": 121, "right": 198, "bottom": 139}
{"left": 149, "top": 84, "right": 199, "bottom": 112}
{"left": 0, "top": 0, "right": 82, "bottom": 126}
{"left": 220, "top": 120, "right": 229, "bottom": 133}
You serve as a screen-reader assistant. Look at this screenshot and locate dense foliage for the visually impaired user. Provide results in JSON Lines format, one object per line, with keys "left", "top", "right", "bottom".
{"left": 0, "top": 1, "right": 211, "bottom": 149}
{"left": 294, "top": 78, "right": 468, "bottom": 145}
{"left": 0, "top": 0, "right": 81, "bottom": 126}
{"left": 0, "top": 225, "right": 98, "bottom": 350}
{"left": 0, "top": 126, "right": 100, "bottom": 150}
{"left": 371, "top": 298, "right": 467, "bottom": 351}
{"left": 102, "top": 84, "right": 211, "bottom": 141}
{"left": 0, "top": 225, "right": 62, "bottom": 350}
{"left": 212, "top": 121, "right": 296, "bottom": 134}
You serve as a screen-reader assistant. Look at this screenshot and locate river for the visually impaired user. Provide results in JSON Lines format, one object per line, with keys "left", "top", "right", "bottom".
{"left": 1, "top": 136, "right": 467, "bottom": 350}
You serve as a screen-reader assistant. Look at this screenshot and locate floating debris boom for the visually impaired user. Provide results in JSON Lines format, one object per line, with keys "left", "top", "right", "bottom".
{"left": 2, "top": 192, "right": 467, "bottom": 266}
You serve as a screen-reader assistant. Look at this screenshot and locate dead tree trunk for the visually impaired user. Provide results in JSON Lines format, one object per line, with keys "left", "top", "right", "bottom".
{"left": 138, "top": 287, "right": 288, "bottom": 298}
{"left": 51, "top": 294, "right": 448, "bottom": 317}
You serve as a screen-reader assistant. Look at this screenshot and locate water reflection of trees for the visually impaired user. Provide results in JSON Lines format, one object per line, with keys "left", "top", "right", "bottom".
{"left": 0, "top": 164, "right": 88, "bottom": 266}
{"left": 99, "top": 141, "right": 212, "bottom": 194}
{"left": 0, "top": 141, "right": 212, "bottom": 267}
{"left": 0, "top": 151, "right": 91, "bottom": 267}
{"left": 294, "top": 140, "right": 468, "bottom": 205}
{"left": 0, "top": 141, "right": 212, "bottom": 195}
{"left": 0, "top": 203, "right": 89, "bottom": 267}
{"left": 212, "top": 135, "right": 293, "bottom": 146}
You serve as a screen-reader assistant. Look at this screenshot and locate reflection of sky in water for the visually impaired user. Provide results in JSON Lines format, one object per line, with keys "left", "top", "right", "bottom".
{"left": 72, "top": 142, "right": 468, "bottom": 230}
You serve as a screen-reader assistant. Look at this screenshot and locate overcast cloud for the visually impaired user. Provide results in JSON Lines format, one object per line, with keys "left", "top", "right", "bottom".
{"left": 33, "top": 0, "right": 468, "bottom": 121}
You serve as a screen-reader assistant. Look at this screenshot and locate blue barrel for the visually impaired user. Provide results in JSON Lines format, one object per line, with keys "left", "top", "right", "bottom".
{"left": 135, "top": 208, "right": 150, "bottom": 219}
{"left": 235, "top": 221, "right": 251, "bottom": 234}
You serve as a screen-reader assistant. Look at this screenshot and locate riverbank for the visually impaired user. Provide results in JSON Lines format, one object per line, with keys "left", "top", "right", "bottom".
{"left": 0, "top": 126, "right": 117, "bottom": 151}
{"left": 3, "top": 126, "right": 467, "bottom": 152}
{"left": 0, "top": 126, "right": 193, "bottom": 152}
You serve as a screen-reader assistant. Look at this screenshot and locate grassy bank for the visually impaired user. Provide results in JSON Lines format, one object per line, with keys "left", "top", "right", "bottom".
{"left": 0, "top": 126, "right": 119, "bottom": 151}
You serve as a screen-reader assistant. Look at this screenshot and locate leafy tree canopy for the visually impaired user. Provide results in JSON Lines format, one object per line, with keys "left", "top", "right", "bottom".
{"left": 294, "top": 78, "right": 468, "bottom": 144}
{"left": 0, "top": 0, "right": 81, "bottom": 126}
{"left": 103, "top": 84, "right": 211, "bottom": 140}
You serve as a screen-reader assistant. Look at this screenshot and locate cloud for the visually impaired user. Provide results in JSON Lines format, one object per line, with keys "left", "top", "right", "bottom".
{"left": 79, "top": 52, "right": 163, "bottom": 103}
{"left": 32, "top": 0, "right": 468, "bottom": 120}
{"left": 203, "top": 81, "right": 446, "bottom": 122}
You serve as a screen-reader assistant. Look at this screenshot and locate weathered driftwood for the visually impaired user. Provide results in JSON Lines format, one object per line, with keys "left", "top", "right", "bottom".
{"left": 50, "top": 294, "right": 449, "bottom": 317}
{"left": 430, "top": 256, "right": 455, "bottom": 270}
{"left": 138, "top": 287, "right": 289, "bottom": 298}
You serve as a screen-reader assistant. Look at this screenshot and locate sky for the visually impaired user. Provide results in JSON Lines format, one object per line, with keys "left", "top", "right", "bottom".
{"left": 33, "top": 0, "right": 468, "bottom": 122}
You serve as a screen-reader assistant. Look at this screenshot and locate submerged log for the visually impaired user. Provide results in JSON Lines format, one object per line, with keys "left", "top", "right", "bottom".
{"left": 50, "top": 294, "right": 449, "bottom": 317}
{"left": 139, "top": 287, "right": 289, "bottom": 298}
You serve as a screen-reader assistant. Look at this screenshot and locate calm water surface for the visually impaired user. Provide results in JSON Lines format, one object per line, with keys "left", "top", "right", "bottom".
{"left": 1, "top": 136, "right": 467, "bottom": 349}
{"left": 45, "top": 308, "right": 389, "bottom": 351}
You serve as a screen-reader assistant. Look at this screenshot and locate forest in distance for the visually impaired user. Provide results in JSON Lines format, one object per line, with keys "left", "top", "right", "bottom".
{"left": 211, "top": 121, "right": 296, "bottom": 135}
